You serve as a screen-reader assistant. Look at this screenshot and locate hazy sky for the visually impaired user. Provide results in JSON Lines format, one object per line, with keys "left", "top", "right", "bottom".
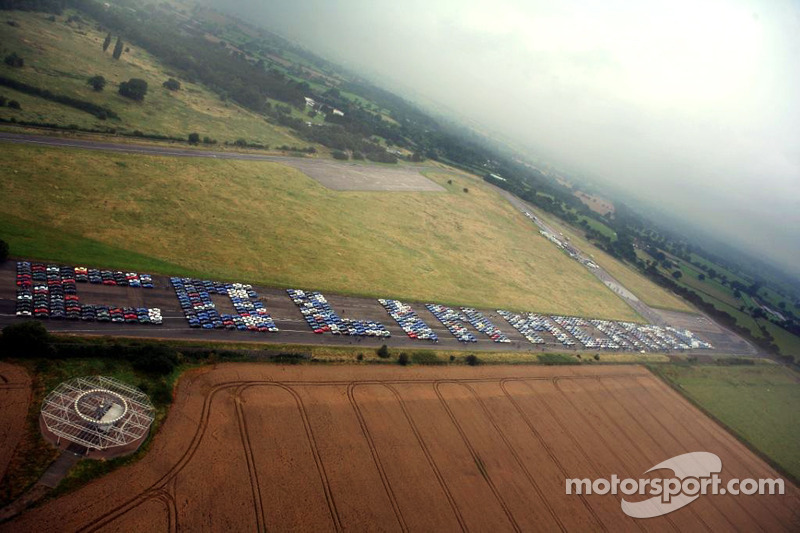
{"left": 220, "top": 0, "right": 800, "bottom": 277}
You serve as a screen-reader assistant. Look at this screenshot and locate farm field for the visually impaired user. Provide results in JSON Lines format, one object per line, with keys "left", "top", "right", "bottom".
{"left": 0, "top": 363, "right": 30, "bottom": 482}
{"left": 0, "top": 142, "right": 641, "bottom": 320}
{"left": 532, "top": 209, "right": 694, "bottom": 313}
{"left": 652, "top": 364, "right": 800, "bottom": 481}
{"left": 2, "top": 363, "right": 797, "bottom": 531}
{"left": 0, "top": 10, "right": 308, "bottom": 148}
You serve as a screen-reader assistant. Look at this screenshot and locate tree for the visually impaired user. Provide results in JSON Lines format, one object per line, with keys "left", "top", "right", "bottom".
{"left": 102, "top": 32, "right": 112, "bottom": 52}
{"left": 463, "top": 187, "right": 469, "bottom": 193}
{"left": 1, "top": 321, "right": 52, "bottom": 358}
{"left": 698, "top": 273, "right": 706, "bottom": 281}
{"left": 465, "top": 354, "right": 480, "bottom": 366}
{"left": 187, "top": 132, "right": 200, "bottom": 145}
{"left": 112, "top": 36, "right": 123, "bottom": 60}
{"left": 397, "top": 353, "right": 409, "bottom": 366}
{"left": 118, "top": 78, "right": 148, "bottom": 101}
{"left": 672, "top": 270, "right": 683, "bottom": 280}
{"left": 87, "top": 75, "right": 106, "bottom": 92}
{"left": 162, "top": 78, "right": 180, "bottom": 91}
{"left": 0, "top": 95, "right": 6, "bottom": 107}
{"left": 377, "top": 344, "right": 390, "bottom": 358}
{"left": 4, "top": 52, "right": 23, "bottom": 68}
{"left": 331, "top": 150, "right": 348, "bottom": 160}
{"left": 0, "top": 238, "right": 8, "bottom": 262}
{"left": 7, "top": 100, "right": 21, "bottom": 110}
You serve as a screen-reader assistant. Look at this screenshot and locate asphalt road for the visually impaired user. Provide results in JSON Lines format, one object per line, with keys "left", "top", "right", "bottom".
{"left": 0, "top": 131, "right": 298, "bottom": 161}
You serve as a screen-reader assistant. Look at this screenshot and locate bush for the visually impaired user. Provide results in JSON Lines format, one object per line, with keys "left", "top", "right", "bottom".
{"left": 162, "top": 78, "right": 181, "bottom": 91}
{"left": 4, "top": 52, "right": 23, "bottom": 68}
{"left": 0, "top": 238, "right": 8, "bottom": 262}
{"left": 465, "top": 354, "right": 480, "bottom": 366}
{"left": 331, "top": 150, "right": 348, "bottom": 160}
{"left": 7, "top": 100, "right": 20, "bottom": 110}
{"left": 397, "top": 353, "right": 409, "bottom": 366}
{"left": 187, "top": 132, "right": 200, "bottom": 145}
{"left": 0, "top": 321, "right": 52, "bottom": 358}
{"left": 594, "top": 354, "right": 600, "bottom": 361}
{"left": 377, "top": 344, "right": 390, "bottom": 358}
{"left": 356, "top": 353, "right": 364, "bottom": 361}
{"left": 129, "top": 344, "right": 178, "bottom": 375}
{"left": 0, "top": 76, "right": 117, "bottom": 119}
{"left": 87, "top": 75, "right": 106, "bottom": 92}
{"left": 463, "top": 187, "right": 469, "bottom": 193}
{"left": 0, "top": 95, "right": 6, "bottom": 107}
{"left": 118, "top": 78, "right": 148, "bottom": 101}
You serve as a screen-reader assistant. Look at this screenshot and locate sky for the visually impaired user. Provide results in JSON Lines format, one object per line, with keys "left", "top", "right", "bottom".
{"left": 219, "top": 0, "right": 800, "bottom": 277}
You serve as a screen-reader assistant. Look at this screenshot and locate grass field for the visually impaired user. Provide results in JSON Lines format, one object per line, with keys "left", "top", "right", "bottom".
{"left": 0, "top": 142, "right": 640, "bottom": 320}
{"left": 0, "top": 10, "right": 307, "bottom": 147}
{"left": 651, "top": 364, "right": 800, "bottom": 481}
{"left": 533, "top": 210, "right": 694, "bottom": 312}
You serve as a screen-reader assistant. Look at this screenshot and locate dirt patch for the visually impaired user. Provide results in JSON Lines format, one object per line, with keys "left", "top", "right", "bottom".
{"left": 2, "top": 364, "right": 796, "bottom": 531}
{"left": 276, "top": 158, "right": 447, "bottom": 191}
{"left": 0, "top": 363, "right": 31, "bottom": 480}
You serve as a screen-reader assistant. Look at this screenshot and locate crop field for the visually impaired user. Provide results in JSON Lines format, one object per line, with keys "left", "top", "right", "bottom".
{"left": 652, "top": 364, "right": 800, "bottom": 481}
{"left": 0, "top": 362, "right": 30, "bottom": 482}
{"left": 3, "top": 364, "right": 797, "bottom": 531}
{"left": 0, "top": 142, "right": 640, "bottom": 320}
{"left": 0, "top": 10, "right": 306, "bottom": 147}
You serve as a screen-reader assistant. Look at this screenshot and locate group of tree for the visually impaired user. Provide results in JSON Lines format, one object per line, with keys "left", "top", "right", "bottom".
{"left": 0, "top": 94, "right": 21, "bottom": 109}
{"left": 118, "top": 78, "right": 147, "bottom": 101}
{"left": 0, "top": 75, "right": 115, "bottom": 118}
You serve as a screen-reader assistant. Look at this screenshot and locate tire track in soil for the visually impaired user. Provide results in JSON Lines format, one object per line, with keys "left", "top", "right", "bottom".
{"left": 383, "top": 383, "right": 468, "bottom": 532}
{"left": 433, "top": 381, "right": 521, "bottom": 532}
{"left": 346, "top": 383, "right": 407, "bottom": 532}
{"left": 634, "top": 375, "right": 799, "bottom": 530}
{"left": 598, "top": 377, "right": 740, "bottom": 531}
{"left": 460, "top": 382, "right": 566, "bottom": 532}
{"left": 517, "top": 378, "right": 649, "bottom": 533}
{"left": 553, "top": 377, "right": 680, "bottom": 532}
{"left": 82, "top": 381, "right": 342, "bottom": 533}
{"left": 573, "top": 377, "right": 712, "bottom": 532}
{"left": 235, "top": 385, "right": 267, "bottom": 532}
{"left": 499, "top": 378, "right": 607, "bottom": 532}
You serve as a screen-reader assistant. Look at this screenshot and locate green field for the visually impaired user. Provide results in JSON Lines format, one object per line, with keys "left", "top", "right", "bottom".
{"left": 0, "top": 10, "right": 307, "bottom": 147}
{"left": 651, "top": 364, "right": 800, "bottom": 481}
{"left": 0, "top": 142, "right": 641, "bottom": 320}
{"left": 534, "top": 210, "right": 694, "bottom": 312}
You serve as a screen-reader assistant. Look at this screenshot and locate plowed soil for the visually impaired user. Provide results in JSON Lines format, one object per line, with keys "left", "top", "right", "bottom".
{"left": 4, "top": 364, "right": 798, "bottom": 532}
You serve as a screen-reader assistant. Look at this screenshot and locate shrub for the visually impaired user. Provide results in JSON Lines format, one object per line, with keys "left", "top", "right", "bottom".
{"left": 87, "top": 75, "right": 106, "bottom": 92}
{"left": 7, "top": 100, "right": 20, "bottom": 110}
{"left": 377, "top": 344, "right": 390, "bottom": 358}
{"left": 356, "top": 353, "right": 363, "bottom": 361}
{"left": 331, "top": 150, "right": 348, "bottom": 160}
{"left": 397, "top": 353, "right": 409, "bottom": 366}
{"left": 594, "top": 354, "right": 600, "bottom": 361}
{"left": 0, "top": 238, "right": 8, "bottom": 262}
{"left": 1, "top": 321, "right": 52, "bottom": 358}
{"left": 118, "top": 78, "right": 148, "bottom": 101}
{"left": 162, "top": 78, "right": 181, "bottom": 91}
{"left": 463, "top": 187, "right": 469, "bottom": 193}
{"left": 187, "top": 132, "right": 200, "bottom": 145}
{"left": 129, "top": 344, "right": 178, "bottom": 375}
{"left": 0, "top": 95, "right": 6, "bottom": 107}
{"left": 4, "top": 52, "right": 23, "bottom": 68}
{"left": 465, "top": 354, "right": 480, "bottom": 366}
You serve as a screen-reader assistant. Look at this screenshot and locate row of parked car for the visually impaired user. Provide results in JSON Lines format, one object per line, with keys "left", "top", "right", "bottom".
{"left": 170, "top": 277, "right": 278, "bottom": 332}
{"left": 460, "top": 308, "right": 511, "bottom": 343}
{"left": 496, "top": 310, "right": 546, "bottom": 344}
{"left": 288, "top": 289, "right": 390, "bottom": 337}
{"left": 378, "top": 299, "right": 438, "bottom": 341}
{"left": 425, "top": 304, "right": 477, "bottom": 343}
{"left": 552, "top": 316, "right": 622, "bottom": 350}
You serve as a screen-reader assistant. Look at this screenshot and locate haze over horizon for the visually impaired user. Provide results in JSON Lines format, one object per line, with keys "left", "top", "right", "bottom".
{"left": 217, "top": 0, "right": 800, "bottom": 278}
